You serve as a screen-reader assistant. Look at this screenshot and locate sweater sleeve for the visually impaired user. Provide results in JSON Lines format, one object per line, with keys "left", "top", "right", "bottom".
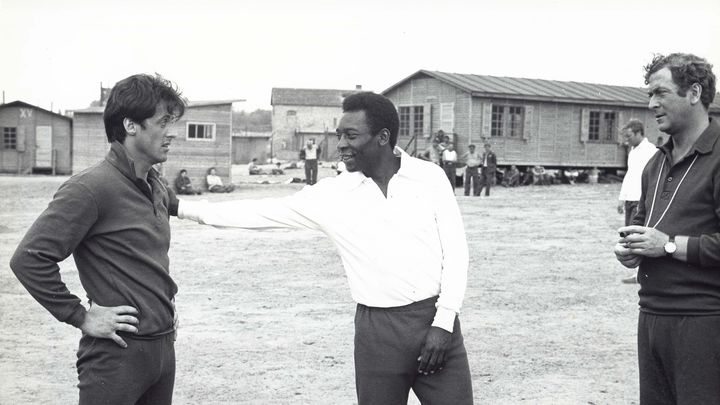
{"left": 9, "top": 181, "right": 99, "bottom": 328}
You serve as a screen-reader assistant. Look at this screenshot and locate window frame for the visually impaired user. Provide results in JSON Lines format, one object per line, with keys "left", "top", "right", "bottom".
{"left": 2, "top": 126, "right": 17, "bottom": 150}
{"left": 491, "top": 105, "right": 525, "bottom": 138}
{"left": 588, "top": 110, "right": 618, "bottom": 143}
{"left": 186, "top": 122, "right": 216, "bottom": 142}
{"left": 398, "top": 105, "right": 424, "bottom": 138}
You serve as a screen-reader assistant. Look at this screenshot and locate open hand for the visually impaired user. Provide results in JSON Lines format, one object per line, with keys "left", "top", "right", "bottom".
{"left": 80, "top": 303, "right": 139, "bottom": 348}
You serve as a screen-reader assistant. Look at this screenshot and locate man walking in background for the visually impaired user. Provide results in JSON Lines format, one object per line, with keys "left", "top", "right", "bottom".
{"left": 462, "top": 144, "right": 482, "bottom": 196}
{"left": 301, "top": 139, "right": 321, "bottom": 185}
{"left": 442, "top": 143, "right": 458, "bottom": 190}
{"left": 478, "top": 143, "right": 497, "bottom": 197}
{"left": 10, "top": 74, "right": 185, "bottom": 405}
{"left": 617, "top": 119, "right": 657, "bottom": 284}
{"left": 615, "top": 53, "right": 720, "bottom": 404}
{"left": 178, "top": 91, "right": 473, "bottom": 404}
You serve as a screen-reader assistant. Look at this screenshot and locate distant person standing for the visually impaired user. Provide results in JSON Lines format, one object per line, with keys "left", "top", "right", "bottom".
{"left": 617, "top": 119, "right": 657, "bottom": 284}
{"left": 301, "top": 139, "right": 321, "bottom": 185}
{"left": 10, "top": 73, "right": 186, "bottom": 404}
{"left": 616, "top": 53, "right": 720, "bottom": 404}
{"left": 421, "top": 139, "right": 443, "bottom": 165}
{"left": 478, "top": 143, "right": 497, "bottom": 196}
{"left": 442, "top": 143, "right": 458, "bottom": 190}
{"left": 462, "top": 144, "right": 482, "bottom": 196}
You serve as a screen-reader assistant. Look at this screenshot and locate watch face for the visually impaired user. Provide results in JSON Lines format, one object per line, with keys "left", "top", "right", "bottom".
{"left": 665, "top": 241, "right": 677, "bottom": 254}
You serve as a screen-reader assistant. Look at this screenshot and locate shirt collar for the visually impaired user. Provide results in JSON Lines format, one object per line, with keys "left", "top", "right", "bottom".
{"left": 659, "top": 117, "right": 720, "bottom": 157}
{"left": 106, "top": 141, "right": 160, "bottom": 182}
{"left": 339, "top": 146, "right": 414, "bottom": 189}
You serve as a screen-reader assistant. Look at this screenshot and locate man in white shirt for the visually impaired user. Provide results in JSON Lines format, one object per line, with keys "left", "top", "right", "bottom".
{"left": 178, "top": 92, "right": 472, "bottom": 404}
{"left": 302, "top": 139, "right": 321, "bottom": 185}
{"left": 462, "top": 144, "right": 482, "bottom": 196}
{"left": 441, "top": 143, "right": 458, "bottom": 191}
{"left": 617, "top": 119, "right": 657, "bottom": 283}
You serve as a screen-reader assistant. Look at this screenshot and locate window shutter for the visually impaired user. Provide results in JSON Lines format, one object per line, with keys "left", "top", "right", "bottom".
{"left": 440, "top": 102, "right": 455, "bottom": 133}
{"left": 580, "top": 108, "right": 590, "bottom": 143}
{"left": 522, "top": 105, "right": 533, "bottom": 140}
{"left": 16, "top": 127, "right": 26, "bottom": 152}
{"left": 616, "top": 110, "right": 625, "bottom": 144}
{"left": 481, "top": 102, "right": 492, "bottom": 138}
{"left": 423, "top": 103, "right": 432, "bottom": 138}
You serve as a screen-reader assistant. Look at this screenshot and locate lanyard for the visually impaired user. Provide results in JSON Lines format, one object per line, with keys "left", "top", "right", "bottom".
{"left": 645, "top": 154, "right": 698, "bottom": 229}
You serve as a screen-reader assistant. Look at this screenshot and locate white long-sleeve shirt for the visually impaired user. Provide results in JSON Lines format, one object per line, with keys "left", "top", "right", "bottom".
{"left": 619, "top": 138, "right": 658, "bottom": 202}
{"left": 179, "top": 147, "right": 469, "bottom": 332}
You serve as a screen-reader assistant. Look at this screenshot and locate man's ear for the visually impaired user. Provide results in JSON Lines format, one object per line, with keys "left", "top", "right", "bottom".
{"left": 123, "top": 118, "right": 137, "bottom": 136}
{"left": 377, "top": 128, "right": 390, "bottom": 146}
{"left": 689, "top": 82, "right": 703, "bottom": 105}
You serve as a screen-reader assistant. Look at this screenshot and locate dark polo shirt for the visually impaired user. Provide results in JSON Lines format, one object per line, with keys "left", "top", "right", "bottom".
{"left": 10, "top": 142, "right": 178, "bottom": 337}
{"left": 634, "top": 118, "right": 720, "bottom": 315}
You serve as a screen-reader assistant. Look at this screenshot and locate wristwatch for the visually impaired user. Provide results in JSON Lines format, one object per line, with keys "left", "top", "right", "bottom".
{"left": 664, "top": 236, "right": 677, "bottom": 257}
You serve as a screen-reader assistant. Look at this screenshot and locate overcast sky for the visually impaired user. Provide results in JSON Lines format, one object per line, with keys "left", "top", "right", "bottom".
{"left": 1, "top": 0, "right": 719, "bottom": 113}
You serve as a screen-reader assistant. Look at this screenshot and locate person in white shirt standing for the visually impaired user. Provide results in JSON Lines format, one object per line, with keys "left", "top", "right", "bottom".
{"left": 617, "top": 119, "right": 657, "bottom": 283}
{"left": 441, "top": 143, "right": 458, "bottom": 191}
{"left": 302, "top": 139, "right": 321, "bottom": 185}
{"left": 177, "top": 92, "right": 473, "bottom": 404}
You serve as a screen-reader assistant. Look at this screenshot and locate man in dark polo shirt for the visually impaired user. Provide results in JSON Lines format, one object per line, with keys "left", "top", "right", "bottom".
{"left": 615, "top": 53, "right": 719, "bottom": 404}
{"left": 10, "top": 74, "right": 185, "bottom": 405}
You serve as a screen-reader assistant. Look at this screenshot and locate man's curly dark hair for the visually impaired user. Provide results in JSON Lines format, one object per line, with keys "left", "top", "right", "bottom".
{"left": 644, "top": 53, "right": 716, "bottom": 109}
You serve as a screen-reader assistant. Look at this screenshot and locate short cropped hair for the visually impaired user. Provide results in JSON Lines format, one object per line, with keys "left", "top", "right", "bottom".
{"left": 644, "top": 53, "right": 716, "bottom": 110}
{"left": 622, "top": 119, "right": 645, "bottom": 136}
{"left": 103, "top": 74, "right": 186, "bottom": 143}
{"left": 342, "top": 92, "right": 400, "bottom": 148}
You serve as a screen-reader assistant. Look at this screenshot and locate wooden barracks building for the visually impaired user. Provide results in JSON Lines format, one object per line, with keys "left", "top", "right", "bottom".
{"left": 382, "top": 70, "right": 720, "bottom": 169}
{"left": 0, "top": 101, "right": 72, "bottom": 174}
{"left": 72, "top": 99, "right": 242, "bottom": 188}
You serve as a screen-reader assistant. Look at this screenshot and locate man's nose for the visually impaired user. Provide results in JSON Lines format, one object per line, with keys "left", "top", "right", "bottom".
{"left": 648, "top": 95, "right": 659, "bottom": 110}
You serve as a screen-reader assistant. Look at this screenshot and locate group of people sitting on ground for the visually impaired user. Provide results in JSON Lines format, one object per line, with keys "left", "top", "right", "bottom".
{"left": 174, "top": 167, "right": 235, "bottom": 194}
{"left": 248, "top": 158, "right": 285, "bottom": 175}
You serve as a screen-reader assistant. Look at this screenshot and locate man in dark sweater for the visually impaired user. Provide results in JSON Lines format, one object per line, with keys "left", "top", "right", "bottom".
{"left": 10, "top": 74, "right": 185, "bottom": 405}
{"left": 615, "top": 53, "right": 719, "bottom": 404}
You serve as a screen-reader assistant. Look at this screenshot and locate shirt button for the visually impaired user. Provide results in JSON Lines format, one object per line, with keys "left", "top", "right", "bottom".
{"left": 667, "top": 176, "right": 673, "bottom": 182}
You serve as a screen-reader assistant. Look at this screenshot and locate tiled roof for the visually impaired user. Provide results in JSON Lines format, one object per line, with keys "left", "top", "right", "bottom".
{"left": 383, "top": 70, "right": 720, "bottom": 111}
{"left": 271, "top": 88, "right": 362, "bottom": 107}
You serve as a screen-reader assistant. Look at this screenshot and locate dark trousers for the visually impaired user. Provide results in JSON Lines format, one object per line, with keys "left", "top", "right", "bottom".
{"left": 638, "top": 312, "right": 720, "bottom": 405}
{"left": 479, "top": 167, "right": 493, "bottom": 196}
{"left": 305, "top": 159, "right": 318, "bottom": 185}
{"left": 354, "top": 297, "right": 473, "bottom": 405}
{"left": 77, "top": 333, "right": 175, "bottom": 405}
{"left": 443, "top": 162, "right": 457, "bottom": 190}
{"left": 625, "top": 201, "right": 639, "bottom": 226}
{"left": 464, "top": 166, "right": 480, "bottom": 196}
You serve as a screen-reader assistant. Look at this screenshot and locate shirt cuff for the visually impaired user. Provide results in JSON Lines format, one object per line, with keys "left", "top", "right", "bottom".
{"left": 177, "top": 200, "right": 202, "bottom": 222}
{"left": 66, "top": 305, "right": 87, "bottom": 329}
{"left": 431, "top": 306, "right": 457, "bottom": 333}
{"left": 687, "top": 236, "right": 701, "bottom": 265}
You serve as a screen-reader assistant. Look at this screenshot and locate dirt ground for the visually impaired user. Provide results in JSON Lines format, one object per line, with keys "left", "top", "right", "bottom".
{"left": 0, "top": 167, "right": 640, "bottom": 405}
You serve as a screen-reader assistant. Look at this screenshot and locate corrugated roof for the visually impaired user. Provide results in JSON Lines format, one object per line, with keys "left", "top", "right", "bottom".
{"left": 0, "top": 100, "right": 72, "bottom": 121}
{"left": 383, "top": 70, "right": 720, "bottom": 111}
{"left": 71, "top": 99, "right": 242, "bottom": 114}
{"left": 271, "top": 88, "right": 362, "bottom": 107}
